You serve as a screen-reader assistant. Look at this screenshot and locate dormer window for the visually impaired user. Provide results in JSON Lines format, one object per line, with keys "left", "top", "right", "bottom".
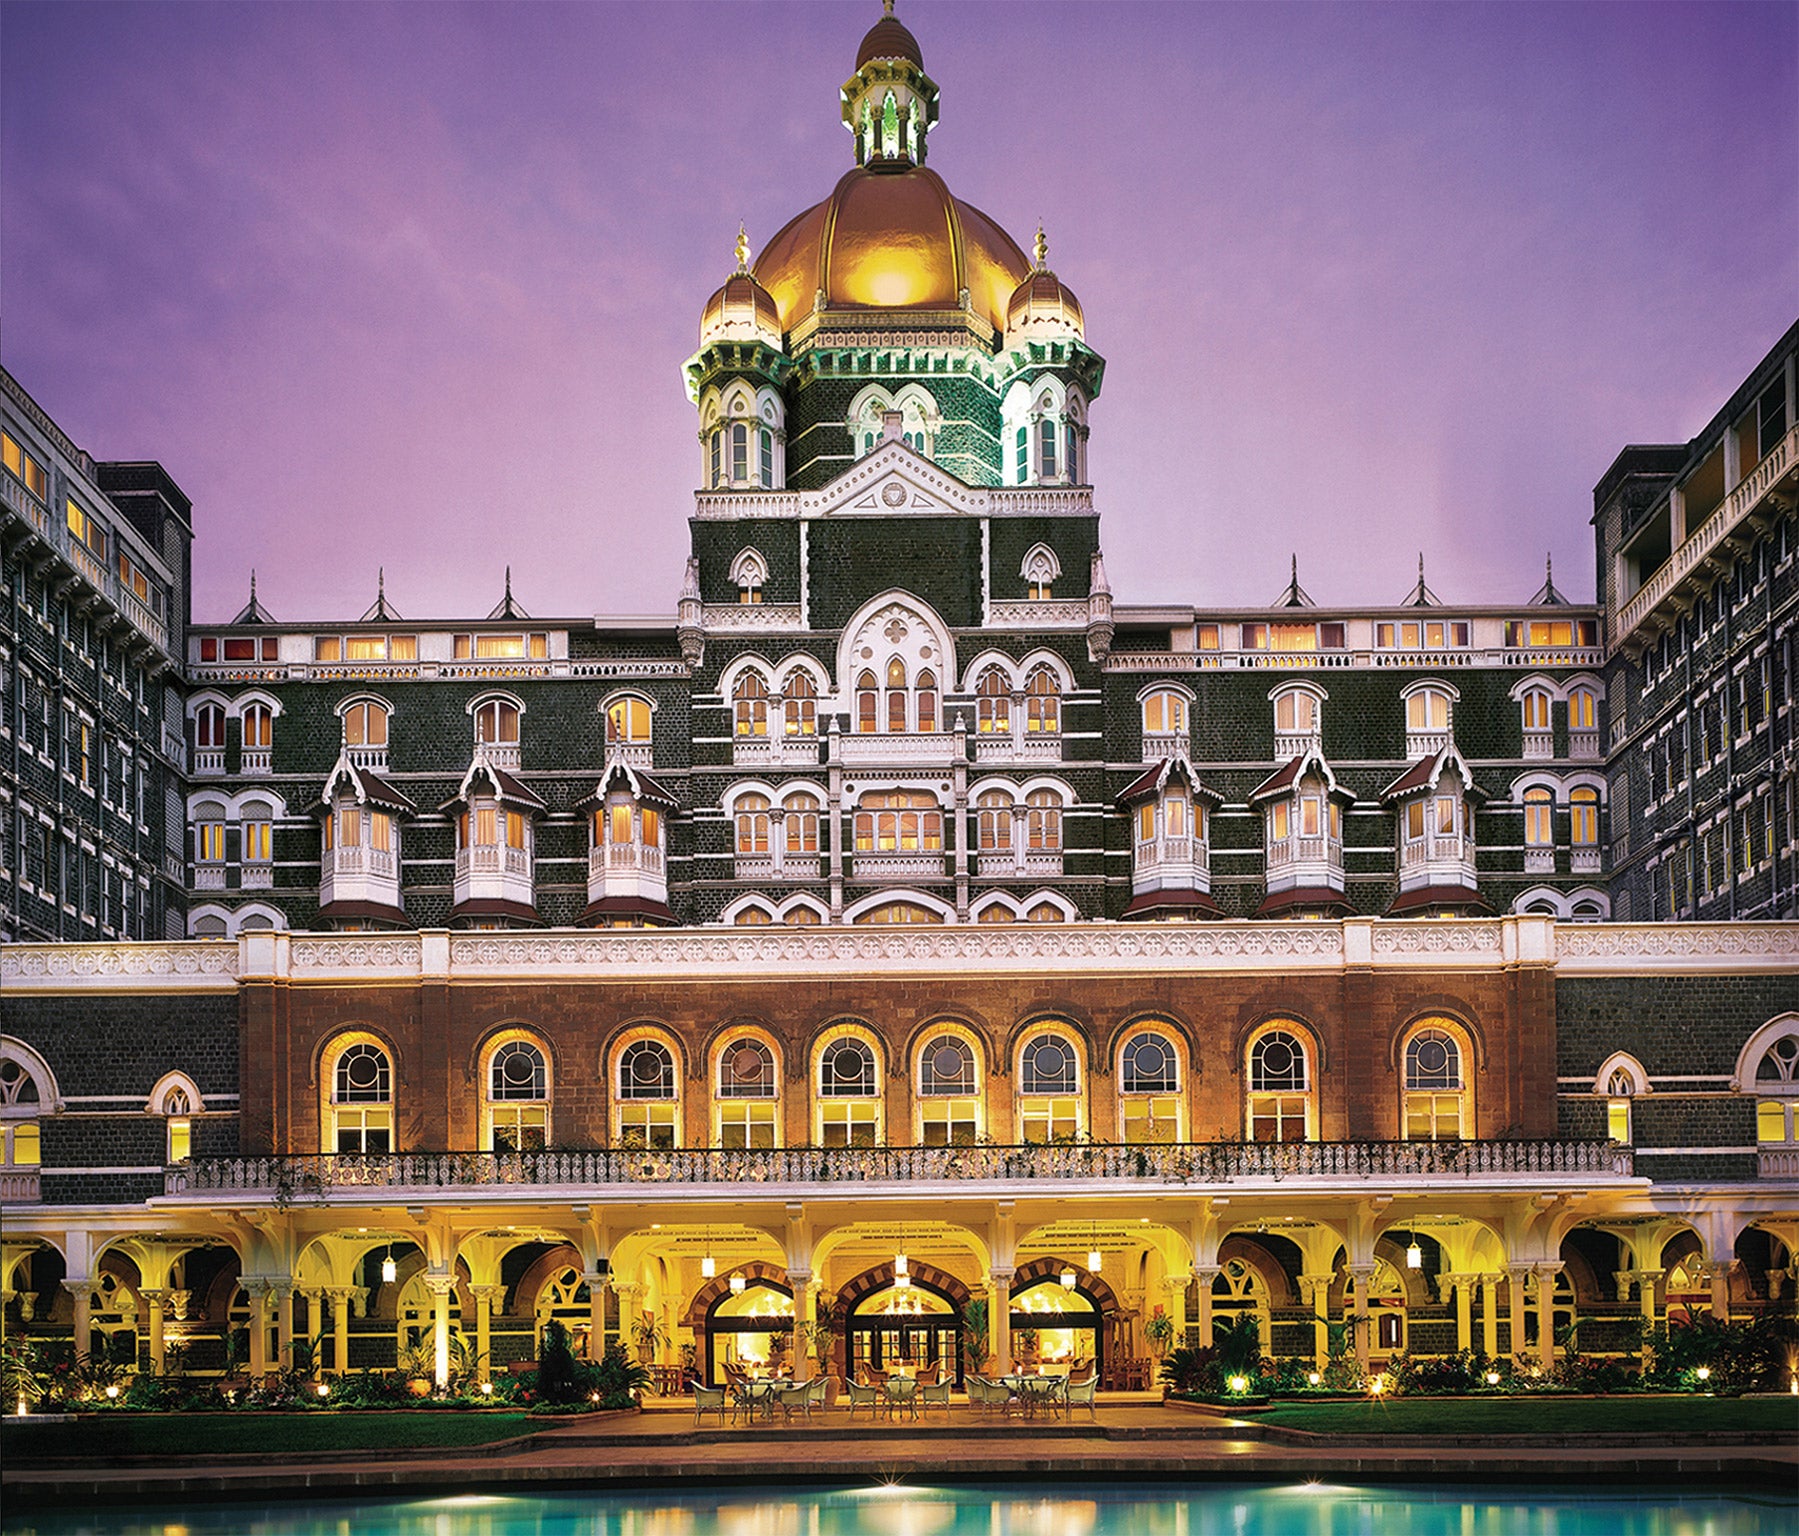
{"left": 1020, "top": 543, "right": 1061, "bottom": 602}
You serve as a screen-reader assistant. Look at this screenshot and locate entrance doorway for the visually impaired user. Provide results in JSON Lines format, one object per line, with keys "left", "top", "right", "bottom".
{"left": 846, "top": 1281, "right": 963, "bottom": 1385}
{"left": 706, "top": 1277, "right": 796, "bottom": 1384}
{"left": 1011, "top": 1276, "right": 1100, "bottom": 1376}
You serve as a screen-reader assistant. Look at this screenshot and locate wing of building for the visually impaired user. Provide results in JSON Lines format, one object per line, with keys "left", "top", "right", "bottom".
{"left": 2, "top": 4, "right": 1795, "bottom": 1393}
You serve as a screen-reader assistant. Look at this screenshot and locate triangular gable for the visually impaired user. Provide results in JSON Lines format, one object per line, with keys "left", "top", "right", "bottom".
{"left": 810, "top": 440, "right": 983, "bottom": 518}
{"left": 1119, "top": 755, "right": 1221, "bottom": 807}
{"left": 1250, "top": 748, "right": 1347, "bottom": 805}
{"left": 312, "top": 753, "right": 417, "bottom": 816}
{"left": 1380, "top": 744, "right": 1485, "bottom": 805}
{"left": 579, "top": 758, "right": 679, "bottom": 812}
{"left": 440, "top": 753, "right": 548, "bottom": 814}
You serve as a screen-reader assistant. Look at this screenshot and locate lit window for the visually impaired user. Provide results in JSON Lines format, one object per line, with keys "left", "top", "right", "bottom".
{"left": 1274, "top": 690, "right": 1317, "bottom": 735}
{"left": 343, "top": 701, "right": 389, "bottom": 748}
{"left": 1524, "top": 787, "right": 1555, "bottom": 847}
{"left": 977, "top": 668, "right": 1011, "bottom": 733}
{"left": 243, "top": 703, "right": 273, "bottom": 750}
{"left": 1025, "top": 666, "right": 1060, "bottom": 733}
{"left": 1570, "top": 787, "right": 1599, "bottom": 847}
{"left": 1754, "top": 1034, "right": 1799, "bottom": 1148}
{"left": 606, "top": 697, "right": 652, "bottom": 745}
{"left": 735, "top": 793, "right": 771, "bottom": 855}
{"left": 329, "top": 1041, "right": 393, "bottom": 1153}
{"left": 1605, "top": 1069, "right": 1634, "bottom": 1144}
{"left": 854, "top": 791, "right": 943, "bottom": 853}
{"left": 818, "top": 1037, "right": 877, "bottom": 1148}
{"left": 1247, "top": 1027, "right": 1314, "bottom": 1142}
{"left": 66, "top": 498, "right": 107, "bottom": 558}
{"left": 784, "top": 791, "right": 820, "bottom": 854}
{"left": 1402, "top": 1024, "right": 1468, "bottom": 1141}
{"left": 486, "top": 1039, "right": 548, "bottom": 1152}
{"left": 1018, "top": 1032, "right": 1081, "bottom": 1142}
{"left": 2, "top": 431, "right": 47, "bottom": 500}
{"left": 856, "top": 671, "right": 878, "bottom": 733}
{"left": 241, "top": 803, "right": 273, "bottom": 864}
{"left": 162, "top": 1087, "right": 193, "bottom": 1163}
{"left": 716, "top": 1037, "right": 777, "bottom": 1148}
{"left": 1568, "top": 687, "right": 1596, "bottom": 732}
{"left": 193, "top": 807, "right": 226, "bottom": 865}
{"left": 0, "top": 1053, "right": 45, "bottom": 1171}
{"left": 617, "top": 1039, "right": 678, "bottom": 1149}
{"left": 1142, "top": 690, "right": 1187, "bottom": 737}
{"left": 474, "top": 699, "right": 521, "bottom": 746}
{"left": 1405, "top": 689, "right": 1449, "bottom": 732}
{"left": 977, "top": 789, "right": 1013, "bottom": 853}
{"left": 1119, "top": 1030, "right": 1181, "bottom": 1144}
{"left": 194, "top": 704, "right": 226, "bottom": 750}
{"left": 919, "top": 1033, "right": 979, "bottom": 1145}
{"left": 783, "top": 672, "right": 817, "bottom": 736}
{"left": 734, "top": 672, "right": 769, "bottom": 737}
{"left": 1026, "top": 788, "right": 1062, "bottom": 852}
{"left": 1521, "top": 690, "right": 1552, "bottom": 731}
{"left": 886, "top": 658, "right": 908, "bottom": 732}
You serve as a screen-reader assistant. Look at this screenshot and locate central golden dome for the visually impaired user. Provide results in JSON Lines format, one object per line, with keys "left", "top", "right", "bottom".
{"left": 753, "top": 165, "right": 1031, "bottom": 337}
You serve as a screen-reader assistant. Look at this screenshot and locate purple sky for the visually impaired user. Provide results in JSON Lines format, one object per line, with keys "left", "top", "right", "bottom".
{"left": 4, "top": 0, "right": 1795, "bottom": 624}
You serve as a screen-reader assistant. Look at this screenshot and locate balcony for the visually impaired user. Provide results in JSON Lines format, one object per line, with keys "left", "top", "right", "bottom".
{"left": 241, "top": 863, "right": 273, "bottom": 890}
{"left": 193, "top": 863, "right": 227, "bottom": 891}
{"left": 193, "top": 747, "right": 226, "bottom": 775}
{"left": 240, "top": 747, "right": 272, "bottom": 774}
{"left": 851, "top": 852, "right": 946, "bottom": 880}
{"left": 1758, "top": 1148, "right": 1799, "bottom": 1178}
{"left": 973, "top": 730, "right": 1062, "bottom": 764}
{"left": 1615, "top": 421, "right": 1798, "bottom": 648}
{"left": 1568, "top": 728, "right": 1601, "bottom": 761}
{"left": 164, "top": 1138, "right": 1635, "bottom": 1200}
{"left": 732, "top": 733, "right": 820, "bottom": 769}
{"left": 833, "top": 731, "right": 958, "bottom": 767}
{"left": 1522, "top": 729, "right": 1554, "bottom": 761}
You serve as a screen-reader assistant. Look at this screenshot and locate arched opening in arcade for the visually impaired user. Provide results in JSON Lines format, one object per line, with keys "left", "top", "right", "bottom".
{"left": 705, "top": 1274, "right": 795, "bottom": 1383}
{"left": 845, "top": 1276, "right": 962, "bottom": 1384}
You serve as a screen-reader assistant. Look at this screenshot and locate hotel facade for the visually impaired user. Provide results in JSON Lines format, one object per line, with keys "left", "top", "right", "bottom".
{"left": 2, "top": 7, "right": 1796, "bottom": 1392}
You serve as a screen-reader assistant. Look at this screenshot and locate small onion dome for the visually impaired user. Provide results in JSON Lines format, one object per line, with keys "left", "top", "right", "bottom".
{"left": 857, "top": 2, "right": 924, "bottom": 68}
{"left": 1005, "top": 226, "right": 1085, "bottom": 340}
{"left": 699, "top": 224, "right": 783, "bottom": 348}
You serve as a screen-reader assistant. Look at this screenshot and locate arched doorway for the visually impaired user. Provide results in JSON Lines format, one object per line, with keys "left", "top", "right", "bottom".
{"left": 706, "top": 1277, "right": 795, "bottom": 1383}
{"left": 1008, "top": 1256, "right": 1122, "bottom": 1381}
{"left": 846, "top": 1279, "right": 962, "bottom": 1383}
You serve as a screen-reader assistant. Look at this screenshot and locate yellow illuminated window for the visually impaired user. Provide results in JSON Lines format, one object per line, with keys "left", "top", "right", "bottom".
{"left": 346, "top": 635, "right": 387, "bottom": 661}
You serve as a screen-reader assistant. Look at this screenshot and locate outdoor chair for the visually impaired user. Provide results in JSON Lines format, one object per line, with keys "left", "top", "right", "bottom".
{"left": 914, "top": 1364, "right": 939, "bottom": 1386}
{"left": 692, "top": 1383, "right": 729, "bottom": 1427}
{"left": 967, "top": 1375, "right": 1011, "bottom": 1416}
{"left": 799, "top": 1374, "right": 830, "bottom": 1419}
{"left": 918, "top": 1377, "right": 952, "bottom": 1417}
{"left": 1064, "top": 1373, "right": 1098, "bottom": 1420}
{"left": 845, "top": 1377, "right": 883, "bottom": 1420}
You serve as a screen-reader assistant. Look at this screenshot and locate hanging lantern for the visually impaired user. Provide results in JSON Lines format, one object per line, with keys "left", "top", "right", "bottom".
{"left": 1059, "top": 1268, "right": 1077, "bottom": 1290}
{"left": 896, "top": 1271, "right": 912, "bottom": 1290}
{"left": 701, "top": 1254, "right": 716, "bottom": 1279}
{"left": 1087, "top": 1249, "right": 1103, "bottom": 1274}
{"left": 894, "top": 1251, "right": 908, "bottom": 1279}
{"left": 729, "top": 1273, "right": 746, "bottom": 1295}
{"left": 381, "top": 1247, "right": 397, "bottom": 1285}
{"left": 1405, "top": 1236, "right": 1423, "bottom": 1270}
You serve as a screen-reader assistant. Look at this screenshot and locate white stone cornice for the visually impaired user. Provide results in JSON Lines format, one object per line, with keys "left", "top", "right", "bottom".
{"left": 0, "top": 941, "right": 240, "bottom": 993}
{"left": 1556, "top": 921, "right": 1799, "bottom": 975}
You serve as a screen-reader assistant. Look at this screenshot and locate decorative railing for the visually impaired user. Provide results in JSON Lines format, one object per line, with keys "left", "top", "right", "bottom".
{"left": 0, "top": 1170, "right": 42, "bottom": 1203}
{"left": 1758, "top": 1149, "right": 1799, "bottom": 1179}
{"left": 166, "top": 1138, "right": 1635, "bottom": 1198}
{"left": 1615, "top": 422, "right": 1798, "bottom": 644}
{"left": 832, "top": 731, "right": 959, "bottom": 766}
{"left": 1106, "top": 646, "right": 1605, "bottom": 674}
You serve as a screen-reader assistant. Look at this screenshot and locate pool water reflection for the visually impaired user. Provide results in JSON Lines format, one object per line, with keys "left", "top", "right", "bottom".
{"left": 6, "top": 1483, "right": 1795, "bottom": 1536}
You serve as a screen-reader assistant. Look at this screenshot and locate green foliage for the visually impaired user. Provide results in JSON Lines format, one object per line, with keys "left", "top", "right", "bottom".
{"left": 590, "top": 1341, "right": 651, "bottom": 1409}
{"left": 1212, "top": 1314, "right": 1262, "bottom": 1376}
{"left": 1, "top": 1336, "right": 48, "bottom": 1410}
{"left": 1644, "top": 1312, "right": 1797, "bottom": 1394}
{"left": 1159, "top": 1345, "right": 1221, "bottom": 1396}
{"left": 1144, "top": 1310, "right": 1175, "bottom": 1358}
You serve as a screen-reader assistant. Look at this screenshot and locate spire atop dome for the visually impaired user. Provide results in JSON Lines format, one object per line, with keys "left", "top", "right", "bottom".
{"left": 734, "top": 222, "right": 750, "bottom": 275}
{"left": 1034, "top": 223, "right": 1049, "bottom": 272}
{"left": 845, "top": 0, "right": 937, "bottom": 166}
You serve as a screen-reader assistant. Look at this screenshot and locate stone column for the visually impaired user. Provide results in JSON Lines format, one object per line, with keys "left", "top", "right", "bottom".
{"left": 1504, "top": 1264, "right": 1531, "bottom": 1363}
{"left": 1706, "top": 1261, "right": 1732, "bottom": 1323}
{"left": 272, "top": 1281, "right": 295, "bottom": 1373}
{"left": 425, "top": 1275, "right": 456, "bottom": 1388}
{"left": 988, "top": 1268, "right": 1013, "bottom": 1375}
{"left": 1480, "top": 1274, "right": 1500, "bottom": 1360}
{"left": 1345, "top": 1265, "right": 1375, "bottom": 1372}
{"left": 0, "top": 1286, "right": 12, "bottom": 1347}
{"left": 1449, "top": 1274, "right": 1474, "bottom": 1354}
{"left": 1533, "top": 1262, "right": 1562, "bottom": 1373}
{"left": 1192, "top": 1264, "right": 1222, "bottom": 1349}
{"left": 1162, "top": 1275, "right": 1190, "bottom": 1355}
{"left": 142, "top": 1289, "right": 166, "bottom": 1376}
{"left": 471, "top": 1284, "right": 504, "bottom": 1385}
{"left": 605, "top": 1278, "right": 636, "bottom": 1365}
{"left": 1298, "top": 1274, "right": 1333, "bottom": 1371}
{"left": 244, "top": 1280, "right": 270, "bottom": 1378}
{"left": 329, "top": 1286, "right": 355, "bottom": 1374}
{"left": 65, "top": 1281, "right": 99, "bottom": 1364}
{"left": 786, "top": 1268, "right": 813, "bottom": 1382}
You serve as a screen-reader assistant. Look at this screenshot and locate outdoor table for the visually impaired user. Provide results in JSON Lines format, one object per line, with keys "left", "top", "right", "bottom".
{"left": 1002, "top": 1372, "right": 1061, "bottom": 1419}
{"left": 738, "top": 1378, "right": 790, "bottom": 1422}
{"left": 883, "top": 1373, "right": 919, "bottom": 1421}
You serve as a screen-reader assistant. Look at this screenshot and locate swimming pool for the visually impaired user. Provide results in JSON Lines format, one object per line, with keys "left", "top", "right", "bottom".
{"left": 5, "top": 1482, "right": 1795, "bottom": 1536}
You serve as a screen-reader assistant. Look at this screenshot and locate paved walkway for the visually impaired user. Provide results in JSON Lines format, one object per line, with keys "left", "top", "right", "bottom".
{"left": 5, "top": 1401, "right": 1795, "bottom": 1509}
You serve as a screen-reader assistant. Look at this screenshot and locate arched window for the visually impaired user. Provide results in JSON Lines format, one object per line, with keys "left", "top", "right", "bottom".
{"left": 343, "top": 701, "right": 389, "bottom": 748}
{"left": 716, "top": 1037, "right": 777, "bottom": 1149}
{"left": 327, "top": 1040, "right": 392, "bottom": 1153}
{"left": 1568, "top": 687, "right": 1596, "bottom": 732}
{"left": 1606, "top": 1068, "right": 1635, "bottom": 1144}
{"left": 734, "top": 672, "right": 769, "bottom": 738}
{"left": 1570, "top": 786, "right": 1599, "bottom": 847}
{"left": 710, "top": 430, "right": 723, "bottom": 487}
{"left": 194, "top": 703, "right": 226, "bottom": 750}
{"left": 1521, "top": 688, "right": 1552, "bottom": 732}
{"left": 240, "top": 800, "right": 273, "bottom": 871}
{"left": 1247, "top": 1026, "right": 1314, "bottom": 1143}
{"left": 734, "top": 904, "right": 774, "bottom": 925}
{"left": 977, "top": 789, "right": 1013, "bottom": 854}
{"left": 1141, "top": 690, "right": 1187, "bottom": 738}
{"left": 193, "top": 801, "right": 227, "bottom": 869}
{"left": 1754, "top": 1030, "right": 1799, "bottom": 1149}
{"left": 1015, "top": 424, "right": 1029, "bottom": 484}
{"left": 1038, "top": 418, "right": 1058, "bottom": 479}
{"left": 783, "top": 904, "right": 822, "bottom": 926}
{"left": 242, "top": 702, "right": 273, "bottom": 750}
{"left": 918, "top": 1034, "right": 979, "bottom": 1146}
{"left": 817, "top": 1036, "right": 880, "bottom": 1146}
{"left": 1065, "top": 422, "right": 1081, "bottom": 485}
{"left": 886, "top": 658, "right": 909, "bottom": 732}
{"left": 735, "top": 793, "right": 771, "bottom": 856}
{"left": 474, "top": 698, "right": 520, "bottom": 748}
{"left": 606, "top": 697, "right": 652, "bottom": 746}
{"left": 856, "top": 671, "right": 878, "bottom": 734}
{"left": 1274, "top": 689, "right": 1317, "bottom": 736}
{"left": 759, "top": 428, "right": 774, "bottom": 487}
{"left": 854, "top": 791, "right": 943, "bottom": 855}
{"left": 1405, "top": 688, "right": 1450, "bottom": 732}
{"left": 917, "top": 669, "right": 938, "bottom": 733}
{"left": 1402, "top": 1023, "right": 1469, "bottom": 1141}
{"left": 1118, "top": 1029, "right": 1181, "bottom": 1143}
{"left": 783, "top": 672, "right": 817, "bottom": 737}
{"left": 1025, "top": 666, "right": 1060, "bottom": 734}
{"left": 486, "top": 1039, "right": 549, "bottom": 1151}
{"left": 1521, "top": 786, "right": 1555, "bottom": 853}
{"left": 730, "top": 422, "right": 749, "bottom": 482}
{"left": 161, "top": 1085, "right": 194, "bottom": 1163}
{"left": 784, "top": 791, "right": 821, "bottom": 856}
{"left": 0, "top": 1046, "right": 47, "bottom": 1174}
{"left": 616, "top": 1038, "right": 678, "bottom": 1149}
{"left": 1025, "top": 788, "right": 1062, "bottom": 853}
{"left": 1018, "top": 1032, "right": 1081, "bottom": 1142}
{"left": 977, "top": 668, "right": 1011, "bottom": 734}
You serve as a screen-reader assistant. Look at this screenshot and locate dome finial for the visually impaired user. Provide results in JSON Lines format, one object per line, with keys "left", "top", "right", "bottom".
{"left": 1034, "top": 222, "right": 1048, "bottom": 272}
{"left": 882, "top": 0, "right": 895, "bottom": 16}
{"left": 734, "top": 222, "right": 749, "bottom": 275}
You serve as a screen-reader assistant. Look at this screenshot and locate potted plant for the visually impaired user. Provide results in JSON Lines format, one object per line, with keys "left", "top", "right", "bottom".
{"left": 630, "top": 1315, "right": 669, "bottom": 1366}
{"left": 1145, "top": 1308, "right": 1175, "bottom": 1361}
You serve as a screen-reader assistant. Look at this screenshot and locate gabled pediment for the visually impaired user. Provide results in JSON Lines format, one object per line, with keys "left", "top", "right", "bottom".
{"left": 812, "top": 441, "right": 983, "bottom": 517}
